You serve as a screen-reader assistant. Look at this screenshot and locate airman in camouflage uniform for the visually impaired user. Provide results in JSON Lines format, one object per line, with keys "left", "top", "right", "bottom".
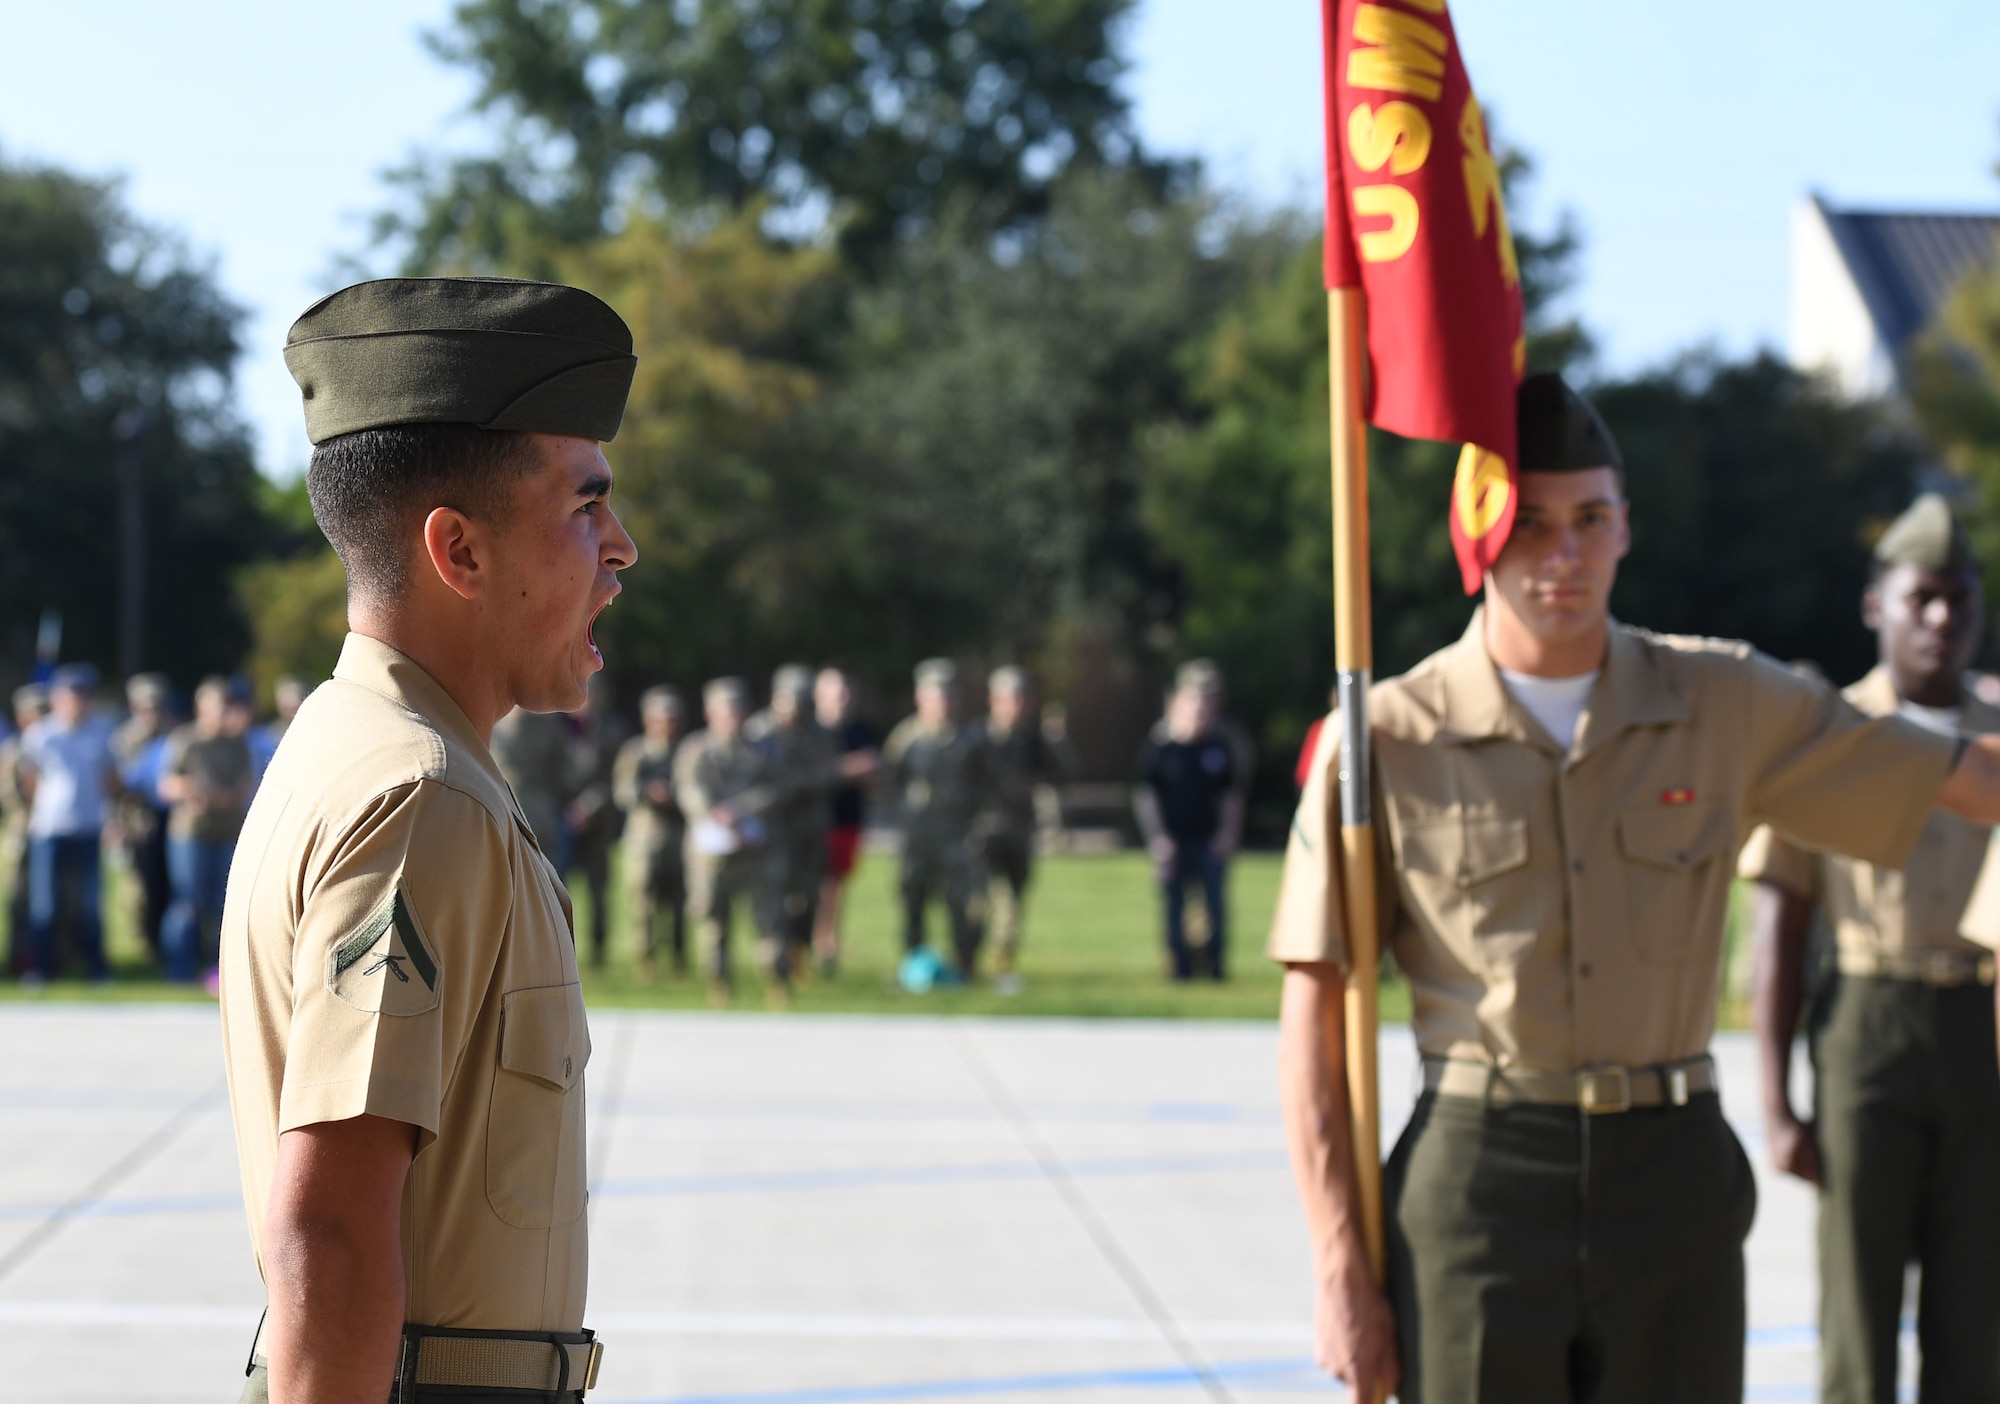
{"left": 977, "top": 666, "right": 1075, "bottom": 990}
{"left": 491, "top": 705, "right": 574, "bottom": 866}
{"left": 747, "top": 666, "right": 841, "bottom": 975}
{"left": 113, "top": 672, "right": 175, "bottom": 958}
{"left": 614, "top": 686, "right": 690, "bottom": 977}
{"left": 675, "top": 677, "right": 779, "bottom": 1002}
{"left": 882, "top": 659, "right": 993, "bottom": 979}
{"left": 565, "top": 679, "right": 629, "bottom": 969}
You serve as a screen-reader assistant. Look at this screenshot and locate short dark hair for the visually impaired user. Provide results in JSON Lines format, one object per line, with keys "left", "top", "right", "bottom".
{"left": 306, "top": 424, "right": 540, "bottom": 600}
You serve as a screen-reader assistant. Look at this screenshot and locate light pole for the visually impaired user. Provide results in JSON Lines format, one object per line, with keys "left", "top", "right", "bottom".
{"left": 114, "top": 408, "right": 148, "bottom": 680}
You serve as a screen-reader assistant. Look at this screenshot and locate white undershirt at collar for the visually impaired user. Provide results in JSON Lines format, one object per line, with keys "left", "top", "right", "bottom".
{"left": 1897, "top": 699, "right": 1962, "bottom": 737}
{"left": 1499, "top": 668, "right": 1601, "bottom": 750}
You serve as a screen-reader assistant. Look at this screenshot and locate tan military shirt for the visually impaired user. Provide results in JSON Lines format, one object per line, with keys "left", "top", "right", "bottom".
{"left": 1738, "top": 667, "right": 2000, "bottom": 965}
{"left": 219, "top": 634, "right": 590, "bottom": 1332}
{"left": 1269, "top": 614, "right": 1956, "bottom": 1071}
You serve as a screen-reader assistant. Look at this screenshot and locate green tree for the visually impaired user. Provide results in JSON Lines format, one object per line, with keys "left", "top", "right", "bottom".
{"left": 567, "top": 204, "right": 850, "bottom": 694}
{"left": 825, "top": 171, "right": 1285, "bottom": 665}
{"left": 1909, "top": 234, "right": 2000, "bottom": 603}
{"left": 235, "top": 475, "right": 349, "bottom": 699}
{"left": 0, "top": 149, "right": 270, "bottom": 693}
{"left": 388, "top": 0, "right": 1157, "bottom": 272}
{"left": 1597, "top": 354, "right": 1918, "bottom": 681}
{"left": 554, "top": 171, "right": 1271, "bottom": 725}
{"left": 237, "top": 549, "right": 351, "bottom": 699}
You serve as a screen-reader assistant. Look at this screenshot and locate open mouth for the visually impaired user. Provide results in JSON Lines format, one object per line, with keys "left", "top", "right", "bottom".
{"left": 585, "top": 597, "right": 612, "bottom": 661}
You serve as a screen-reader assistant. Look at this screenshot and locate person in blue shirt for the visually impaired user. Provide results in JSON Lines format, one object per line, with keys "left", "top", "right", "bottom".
{"left": 18, "top": 664, "right": 119, "bottom": 983}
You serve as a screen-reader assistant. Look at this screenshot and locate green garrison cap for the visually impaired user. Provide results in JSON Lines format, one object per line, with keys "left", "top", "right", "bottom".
{"left": 1875, "top": 493, "right": 1977, "bottom": 574}
{"left": 1517, "top": 372, "right": 1622, "bottom": 473}
{"left": 914, "top": 658, "right": 959, "bottom": 690}
{"left": 285, "top": 277, "right": 637, "bottom": 445}
{"left": 640, "top": 685, "right": 687, "bottom": 717}
{"left": 989, "top": 665, "right": 1032, "bottom": 694}
{"left": 704, "top": 677, "right": 750, "bottom": 708}
{"left": 772, "top": 665, "right": 814, "bottom": 699}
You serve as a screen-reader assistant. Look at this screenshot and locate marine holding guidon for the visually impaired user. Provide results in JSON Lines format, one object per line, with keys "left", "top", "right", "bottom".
{"left": 1273, "top": 373, "right": 2000, "bottom": 1404}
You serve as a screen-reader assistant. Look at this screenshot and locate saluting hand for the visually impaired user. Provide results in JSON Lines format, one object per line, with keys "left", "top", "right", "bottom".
{"left": 1316, "top": 1255, "right": 1401, "bottom": 1400}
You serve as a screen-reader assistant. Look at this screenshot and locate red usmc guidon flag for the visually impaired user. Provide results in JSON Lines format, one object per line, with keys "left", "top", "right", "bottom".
{"left": 1321, "top": 0, "right": 1526, "bottom": 594}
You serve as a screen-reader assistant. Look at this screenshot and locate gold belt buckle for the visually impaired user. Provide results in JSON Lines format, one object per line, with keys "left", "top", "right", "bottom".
{"left": 1578, "top": 1066, "right": 1631, "bottom": 1114}
{"left": 1922, "top": 952, "right": 1956, "bottom": 986}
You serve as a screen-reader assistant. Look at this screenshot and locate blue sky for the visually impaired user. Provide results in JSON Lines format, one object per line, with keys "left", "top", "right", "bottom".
{"left": 2, "top": 0, "right": 1997, "bottom": 477}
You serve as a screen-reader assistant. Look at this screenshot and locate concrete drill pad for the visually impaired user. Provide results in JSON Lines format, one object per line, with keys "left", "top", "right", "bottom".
{"left": 0, "top": 1006, "right": 1865, "bottom": 1401}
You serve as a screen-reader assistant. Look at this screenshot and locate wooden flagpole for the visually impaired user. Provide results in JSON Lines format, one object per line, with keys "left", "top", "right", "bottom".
{"left": 1326, "top": 285, "right": 1385, "bottom": 1291}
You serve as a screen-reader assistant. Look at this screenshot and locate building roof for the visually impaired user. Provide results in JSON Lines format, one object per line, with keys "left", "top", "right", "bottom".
{"left": 1815, "top": 197, "right": 2000, "bottom": 352}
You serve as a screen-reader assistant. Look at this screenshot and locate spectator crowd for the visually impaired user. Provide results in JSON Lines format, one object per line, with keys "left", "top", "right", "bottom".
{"left": 0, "top": 654, "right": 1253, "bottom": 1000}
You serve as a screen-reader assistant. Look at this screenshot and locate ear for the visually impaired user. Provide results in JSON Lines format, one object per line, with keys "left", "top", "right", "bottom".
{"left": 1861, "top": 582, "right": 1883, "bottom": 632}
{"left": 420, "top": 506, "right": 486, "bottom": 602}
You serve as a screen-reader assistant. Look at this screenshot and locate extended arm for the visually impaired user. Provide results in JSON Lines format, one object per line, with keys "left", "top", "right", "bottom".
{"left": 1748, "top": 880, "right": 1819, "bottom": 1184}
{"left": 262, "top": 1113, "right": 417, "bottom": 1404}
{"left": 1936, "top": 734, "right": 2000, "bottom": 824}
{"left": 1277, "top": 963, "right": 1399, "bottom": 1398}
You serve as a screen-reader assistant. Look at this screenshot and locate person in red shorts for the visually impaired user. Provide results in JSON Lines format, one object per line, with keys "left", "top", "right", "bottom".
{"left": 812, "top": 666, "right": 879, "bottom": 975}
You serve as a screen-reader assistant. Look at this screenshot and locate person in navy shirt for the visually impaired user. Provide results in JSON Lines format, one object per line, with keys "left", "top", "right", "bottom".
{"left": 1134, "top": 678, "right": 1243, "bottom": 980}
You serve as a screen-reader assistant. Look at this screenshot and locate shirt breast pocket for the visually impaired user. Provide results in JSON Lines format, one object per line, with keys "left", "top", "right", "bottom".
{"left": 486, "top": 982, "right": 591, "bottom": 1230}
{"left": 1396, "top": 810, "right": 1535, "bottom": 972}
{"left": 1618, "top": 805, "right": 1734, "bottom": 965}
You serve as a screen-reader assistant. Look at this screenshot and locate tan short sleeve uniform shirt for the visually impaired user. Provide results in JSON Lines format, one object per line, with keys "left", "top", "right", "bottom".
{"left": 1269, "top": 614, "right": 1956, "bottom": 1072}
{"left": 1738, "top": 667, "right": 2000, "bottom": 964}
{"left": 219, "top": 634, "right": 590, "bottom": 1332}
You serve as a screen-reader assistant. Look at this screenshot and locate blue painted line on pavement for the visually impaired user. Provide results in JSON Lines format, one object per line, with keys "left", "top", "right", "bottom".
{"left": 609, "top": 1356, "right": 1319, "bottom": 1404}
{"left": 0, "top": 1150, "right": 1289, "bottom": 1224}
{"left": 605, "top": 1096, "right": 1274, "bottom": 1128}
{"left": 614, "top": 1343, "right": 1852, "bottom": 1404}
{"left": 1746, "top": 1324, "right": 1818, "bottom": 1348}
{"left": 0, "top": 1191, "right": 242, "bottom": 1223}
{"left": 0, "top": 1090, "right": 204, "bottom": 1110}
{"left": 593, "top": 1150, "right": 1287, "bottom": 1201}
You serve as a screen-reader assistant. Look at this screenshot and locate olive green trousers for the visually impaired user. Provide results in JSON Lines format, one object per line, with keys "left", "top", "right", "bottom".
{"left": 1386, "top": 1091, "right": 1756, "bottom": 1403}
{"left": 1813, "top": 974, "right": 2000, "bottom": 1404}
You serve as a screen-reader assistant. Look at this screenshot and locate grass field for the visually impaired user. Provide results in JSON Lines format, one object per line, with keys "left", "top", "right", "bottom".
{"left": 573, "top": 848, "right": 1408, "bottom": 1020}
{"left": 1, "top": 846, "right": 1760, "bottom": 1026}
{"left": 0, "top": 848, "right": 1358, "bottom": 1019}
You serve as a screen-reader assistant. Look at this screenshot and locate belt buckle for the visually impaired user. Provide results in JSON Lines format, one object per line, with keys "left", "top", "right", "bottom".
{"left": 1666, "top": 1064, "right": 1691, "bottom": 1107}
{"left": 1578, "top": 1066, "right": 1631, "bottom": 1115}
{"left": 581, "top": 1339, "right": 604, "bottom": 1392}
